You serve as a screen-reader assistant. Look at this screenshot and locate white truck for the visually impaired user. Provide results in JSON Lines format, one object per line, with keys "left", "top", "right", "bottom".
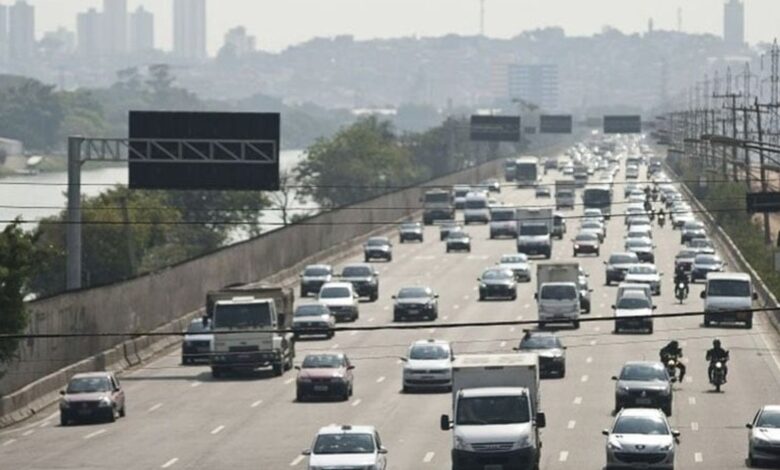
{"left": 535, "top": 263, "right": 581, "bottom": 329}
{"left": 515, "top": 156, "right": 540, "bottom": 187}
{"left": 516, "top": 208, "right": 553, "bottom": 259}
{"left": 207, "top": 286, "right": 296, "bottom": 378}
{"left": 701, "top": 272, "right": 757, "bottom": 329}
{"left": 440, "top": 353, "right": 545, "bottom": 470}
{"left": 554, "top": 180, "right": 576, "bottom": 209}
{"left": 489, "top": 207, "right": 517, "bottom": 239}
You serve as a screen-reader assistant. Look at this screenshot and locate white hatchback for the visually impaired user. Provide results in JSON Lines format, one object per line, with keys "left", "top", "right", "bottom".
{"left": 304, "top": 425, "right": 388, "bottom": 470}
{"left": 603, "top": 408, "right": 678, "bottom": 470}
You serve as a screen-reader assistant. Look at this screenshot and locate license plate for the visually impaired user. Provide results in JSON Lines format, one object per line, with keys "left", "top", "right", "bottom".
{"left": 237, "top": 354, "right": 250, "bottom": 360}
{"left": 421, "top": 376, "right": 434, "bottom": 380}
{"left": 636, "top": 398, "right": 652, "bottom": 405}
{"left": 313, "top": 385, "right": 329, "bottom": 392}
{"left": 77, "top": 409, "right": 91, "bottom": 415}
{"left": 485, "top": 465, "right": 503, "bottom": 470}
{"left": 407, "top": 309, "right": 419, "bottom": 315}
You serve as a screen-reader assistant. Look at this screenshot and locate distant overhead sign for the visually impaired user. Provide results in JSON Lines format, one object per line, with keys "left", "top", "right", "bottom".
{"left": 747, "top": 192, "right": 780, "bottom": 214}
{"left": 540, "top": 115, "right": 573, "bottom": 134}
{"left": 604, "top": 115, "right": 642, "bottom": 134}
{"left": 470, "top": 115, "right": 521, "bottom": 142}
{"left": 128, "top": 111, "right": 280, "bottom": 191}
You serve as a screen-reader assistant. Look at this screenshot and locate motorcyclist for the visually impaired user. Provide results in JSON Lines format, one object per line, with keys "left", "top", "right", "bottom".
{"left": 674, "top": 265, "right": 689, "bottom": 298}
{"left": 651, "top": 186, "right": 659, "bottom": 201}
{"left": 706, "top": 339, "right": 730, "bottom": 383}
{"left": 659, "top": 340, "right": 686, "bottom": 382}
{"left": 644, "top": 199, "right": 652, "bottom": 213}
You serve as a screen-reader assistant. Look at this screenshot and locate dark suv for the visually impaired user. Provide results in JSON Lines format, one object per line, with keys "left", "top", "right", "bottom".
{"left": 613, "top": 361, "right": 673, "bottom": 416}
{"left": 340, "top": 264, "right": 379, "bottom": 301}
{"left": 364, "top": 237, "right": 392, "bottom": 262}
{"left": 392, "top": 286, "right": 439, "bottom": 321}
{"left": 604, "top": 252, "right": 640, "bottom": 285}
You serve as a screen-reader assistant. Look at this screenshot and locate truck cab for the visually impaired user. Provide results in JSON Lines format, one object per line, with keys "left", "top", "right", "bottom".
{"left": 422, "top": 189, "right": 455, "bottom": 225}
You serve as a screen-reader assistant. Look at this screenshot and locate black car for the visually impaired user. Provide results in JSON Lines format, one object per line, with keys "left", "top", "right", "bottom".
{"left": 399, "top": 222, "right": 424, "bottom": 243}
{"left": 613, "top": 361, "right": 673, "bottom": 416}
{"left": 514, "top": 332, "right": 566, "bottom": 377}
{"left": 604, "top": 252, "right": 640, "bottom": 285}
{"left": 364, "top": 236, "right": 393, "bottom": 262}
{"left": 299, "top": 264, "right": 333, "bottom": 297}
{"left": 392, "top": 286, "right": 439, "bottom": 321}
{"left": 181, "top": 318, "right": 212, "bottom": 364}
{"left": 438, "top": 220, "right": 460, "bottom": 241}
{"left": 573, "top": 232, "right": 600, "bottom": 256}
{"left": 446, "top": 231, "right": 471, "bottom": 253}
{"left": 477, "top": 267, "right": 517, "bottom": 300}
{"left": 480, "top": 178, "right": 501, "bottom": 193}
{"left": 340, "top": 264, "right": 379, "bottom": 301}
{"left": 674, "top": 249, "right": 697, "bottom": 273}
{"left": 690, "top": 254, "right": 725, "bottom": 281}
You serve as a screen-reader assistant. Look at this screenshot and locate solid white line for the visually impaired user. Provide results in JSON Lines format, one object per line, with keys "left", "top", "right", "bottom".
{"left": 210, "top": 425, "right": 225, "bottom": 435}
{"left": 161, "top": 458, "right": 179, "bottom": 469}
{"left": 2, "top": 438, "right": 16, "bottom": 446}
{"left": 691, "top": 422, "right": 699, "bottom": 432}
{"left": 559, "top": 450, "right": 569, "bottom": 462}
{"left": 22, "top": 430, "right": 34, "bottom": 437}
{"left": 289, "top": 455, "right": 305, "bottom": 466}
{"left": 581, "top": 375, "right": 589, "bottom": 382}
{"left": 694, "top": 452, "right": 703, "bottom": 463}
{"left": 251, "top": 400, "right": 263, "bottom": 408}
{"left": 586, "top": 356, "right": 593, "bottom": 363}
{"left": 84, "top": 429, "right": 106, "bottom": 440}
{"left": 567, "top": 420, "right": 576, "bottom": 429}
{"left": 573, "top": 396, "right": 583, "bottom": 405}
{"left": 423, "top": 451, "right": 435, "bottom": 463}
{"left": 351, "top": 399, "right": 362, "bottom": 407}
{"left": 376, "top": 376, "right": 386, "bottom": 383}
{"left": 284, "top": 378, "right": 295, "bottom": 385}
{"left": 688, "top": 397, "right": 696, "bottom": 405}
{"left": 148, "top": 403, "right": 163, "bottom": 412}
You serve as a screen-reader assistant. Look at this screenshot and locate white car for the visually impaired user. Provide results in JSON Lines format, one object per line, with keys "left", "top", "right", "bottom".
{"left": 580, "top": 220, "right": 606, "bottom": 241}
{"left": 613, "top": 291, "right": 655, "bottom": 334}
{"left": 603, "top": 408, "right": 678, "bottom": 470}
{"left": 401, "top": 339, "right": 453, "bottom": 392}
{"left": 318, "top": 282, "right": 359, "bottom": 322}
{"left": 747, "top": 405, "right": 780, "bottom": 467}
{"left": 623, "top": 264, "right": 662, "bottom": 295}
{"left": 498, "top": 253, "right": 532, "bottom": 282}
{"left": 292, "top": 303, "right": 336, "bottom": 339}
{"left": 583, "top": 208, "right": 604, "bottom": 223}
{"left": 304, "top": 425, "right": 388, "bottom": 470}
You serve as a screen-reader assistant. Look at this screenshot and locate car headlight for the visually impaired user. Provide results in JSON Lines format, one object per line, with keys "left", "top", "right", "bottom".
{"left": 515, "top": 434, "right": 532, "bottom": 449}
{"left": 617, "top": 386, "right": 630, "bottom": 395}
{"left": 607, "top": 438, "right": 623, "bottom": 450}
{"left": 454, "top": 436, "right": 472, "bottom": 451}
{"left": 98, "top": 397, "right": 112, "bottom": 408}
{"left": 480, "top": 283, "right": 487, "bottom": 289}
{"left": 574, "top": 244, "right": 580, "bottom": 249}
{"left": 752, "top": 435, "right": 771, "bottom": 446}
{"left": 659, "top": 443, "right": 673, "bottom": 451}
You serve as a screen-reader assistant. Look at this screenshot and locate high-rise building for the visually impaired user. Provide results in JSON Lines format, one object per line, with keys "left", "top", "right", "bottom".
{"left": 0, "top": 4, "right": 8, "bottom": 64}
{"left": 173, "top": 0, "right": 206, "bottom": 60}
{"left": 129, "top": 6, "right": 154, "bottom": 53}
{"left": 221, "top": 26, "right": 255, "bottom": 57}
{"left": 102, "top": 0, "right": 127, "bottom": 54}
{"left": 724, "top": 0, "right": 745, "bottom": 49}
{"left": 507, "top": 64, "right": 559, "bottom": 111}
{"left": 77, "top": 8, "right": 102, "bottom": 56}
{"left": 8, "top": 0, "right": 34, "bottom": 60}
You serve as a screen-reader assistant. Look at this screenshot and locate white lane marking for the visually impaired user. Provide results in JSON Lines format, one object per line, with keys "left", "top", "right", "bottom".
{"left": 84, "top": 429, "right": 107, "bottom": 440}
{"left": 522, "top": 304, "right": 530, "bottom": 309}
{"left": 573, "top": 396, "right": 583, "bottom": 405}
{"left": 464, "top": 295, "right": 470, "bottom": 300}
{"left": 161, "top": 458, "right": 179, "bottom": 469}
{"left": 510, "top": 327, "right": 516, "bottom": 332}
{"left": 331, "top": 343, "right": 340, "bottom": 349}
{"left": 22, "top": 430, "right": 34, "bottom": 437}
{"left": 251, "top": 400, "right": 263, "bottom": 408}
{"left": 599, "top": 303, "right": 605, "bottom": 309}
{"left": 284, "top": 378, "right": 295, "bottom": 385}
{"left": 589, "top": 340, "right": 597, "bottom": 346}
{"left": 396, "top": 359, "right": 403, "bottom": 365}
{"left": 289, "top": 455, "right": 305, "bottom": 466}
{"left": 685, "top": 376, "right": 693, "bottom": 383}
{"left": 38, "top": 420, "right": 50, "bottom": 428}
{"left": 350, "top": 331, "right": 358, "bottom": 336}
{"left": 443, "top": 315, "right": 449, "bottom": 320}
{"left": 688, "top": 397, "right": 696, "bottom": 405}
{"left": 210, "top": 425, "right": 225, "bottom": 435}
{"left": 453, "top": 305, "right": 460, "bottom": 310}
{"left": 429, "top": 328, "right": 436, "bottom": 334}
{"left": 2, "top": 438, "right": 16, "bottom": 446}
{"left": 383, "top": 306, "right": 389, "bottom": 311}
{"left": 473, "top": 286, "right": 478, "bottom": 291}
{"left": 368, "top": 317, "right": 375, "bottom": 323}
{"left": 567, "top": 420, "right": 576, "bottom": 429}
{"left": 351, "top": 399, "right": 362, "bottom": 407}
{"left": 581, "top": 375, "right": 589, "bottom": 383}
{"left": 691, "top": 422, "right": 699, "bottom": 432}
{"left": 148, "top": 403, "right": 163, "bottom": 412}
{"left": 586, "top": 356, "right": 593, "bottom": 364}
{"left": 559, "top": 450, "right": 569, "bottom": 462}
{"left": 694, "top": 452, "right": 703, "bottom": 463}
{"left": 376, "top": 376, "right": 386, "bottom": 384}
{"left": 602, "top": 293, "right": 608, "bottom": 298}
{"left": 423, "top": 451, "right": 435, "bottom": 463}
{"left": 190, "top": 382, "right": 201, "bottom": 388}
{"left": 516, "top": 315, "right": 523, "bottom": 321}
{"left": 500, "top": 341, "right": 507, "bottom": 348}
{"left": 594, "top": 326, "right": 601, "bottom": 332}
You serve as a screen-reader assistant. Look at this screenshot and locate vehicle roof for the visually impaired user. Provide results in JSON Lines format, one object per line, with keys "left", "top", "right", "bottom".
{"left": 621, "top": 360, "right": 663, "bottom": 368}
{"left": 616, "top": 408, "right": 667, "bottom": 419}
{"left": 367, "top": 236, "right": 390, "bottom": 242}
{"left": 458, "top": 387, "right": 531, "bottom": 398}
{"left": 304, "top": 264, "right": 331, "bottom": 270}
{"left": 317, "top": 424, "right": 376, "bottom": 436}
{"left": 342, "top": 263, "right": 372, "bottom": 269}
{"left": 759, "top": 405, "right": 780, "bottom": 414}
{"left": 320, "top": 281, "right": 354, "bottom": 289}
{"left": 411, "top": 338, "right": 450, "bottom": 348}
{"left": 707, "top": 272, "right": 750, "bottom": 281}
{"left": 71, "top": 372, "right": 113, "bottom": 379}
{"left": 610, "top": 252, "right": 639, "bottom": 259}
{"left": 305, "top": 351, "right": 346, "bottom": 359}
{"left": 619, "top": 291, "right": 650, "bottom": 300}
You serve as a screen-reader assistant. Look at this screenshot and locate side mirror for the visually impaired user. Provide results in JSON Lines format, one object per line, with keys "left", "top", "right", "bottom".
{"left": 294, "top": 365, "right": 301, "bottom": 370}
{"left": 347, "top": 365, "right": 355, "bottom": 370}
{"left": 589, "top": 289, "right": 594, "bottom": 292}
{"left": 440, "top": 414, "right": 452, "bottom": 431}
{"left": 477, "top": 278, "right": 481, "bottom": 282}
{"left": 391, "top": 295, "right": 397, "bottom": 299}
{"left": 746, "top": 423, "right": 754, "bottom": 429}
{"left": 512, "top": 347, "right": 520, "bottom": 352}
{"left": 611, "top": 305, "right": 616, "bottom": 309}
{"left": 298, "top": 274, "right": 303, "bottom": 278}
{"left": 700, "top": 291, "right": 706, "bottom": 299}
{"left": 59, "top": 390, "right": 65, "bottom": 396}
{"left": 536, "top": 412, "right": 546, "bottom": 428}
{"left": 652, "top": 306, "right": 658, "bottom": 310}
{"left": 434, "top": 294, "right": 440, "bottom": 299}
{"left": 611, "top": 376, "right": 618, "bottom": 381}
{"left": 672, "top": 430, "right": 681, "bottom": 439}
{"left": 534, "top": 293, "right": 538, "bottom": 300}
{"left": 399, "top": 357, "right": 408, "bottom": 362}
{"left": 602, "top": 429, "right": 609, "bottom": 436}
{"left": 378, "top": 447, "right": 388, "bottom": 454}
{"left": 302, "top": 449, "right": 311, "bottom": 456}
{"left": 659, "top": 272, "right": 664, "bottom": 276}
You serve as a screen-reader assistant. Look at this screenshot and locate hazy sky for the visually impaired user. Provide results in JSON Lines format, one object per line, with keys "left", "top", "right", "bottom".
{"left": 22, "top": 0, "right": 780, "bottom": 53}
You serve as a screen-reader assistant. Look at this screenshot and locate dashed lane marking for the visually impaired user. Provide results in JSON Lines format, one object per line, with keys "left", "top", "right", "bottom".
{"left": 581, "top": 375, "right": 589, "bottom": 383}
{"left": 586, "top": 357, "right": 593, "bottom": 364}
{"left": 190, "top": 382, "right": 201, "bottom": 388}
{"left": 510, "top": 327, "right": 516, "bottom": 332}
{"left": 22, "top": 430, "right": 34, "bottom": 437}
{"left": 331, "top": 343, "right": 340, "bottom": 349}
{"left": 688, "top": 397, "right": 696, "bottom": 405}
{"left": 376, "top": 376, "right": 386, "bottom": 384}
{"left": 351, "top": 399, "right": 362, "bottom": 407}
{"left": 694, "top": 452, "right": 703, "bottom": 463}
{"left": 350, "top": 331, "right": 358, "bottom": 336}
{"left": 84, "top": 429, "right": 106, "bottom": 440}
{"left": 251, "top": 400, "right": 263, "bottom": 408}
{"left": 500, "top": 341, "right": 507, "bottom": 348}
{"left": 148, "top": 403, "right": 163, "bottom": 412}
{"left": 685, "top": 376, "right": 693, "bottom": 383}
{"left": 522, "top": 304, "right": 530, "bottom": 309}
{"left": 2, "top": 439, "right": 16, "bottom": 446}
{"left": 289, "top": 455, "right": 305, "bottom": 466}
{"left": 423, "top": 452, "right": 435, "bottom": 463}
{"left": 691, "top": 422, "right": 699, "bottom": 432}
{"left": 284, "top": 378, "right": 295, "bottom": 385}
{"left": 559, "top": 451, "right": 569, "bottom": 462}
{"left": 383, "top": 306, "right": 390, "bottom": 311}
{"left": 453, "top": 305, "right": 460, "bottom": 310}
{"left": 573, "top": 396, "right": 583, "bottom": 405}
{"left": 161, "top": 458, "right": 179, "bottom": 469}
{"left": 594, "top": 326, "right": 601, "bottom": 332}
{"left": 368, "top": 318, "right": 375, "bottom": 323}
{"left": 516, "top": 315, "right": 523, "bottom": 321}
{"left": 429, "top": 328, "right": 436, "bottom": 334}
{"left": 443, "top": 315, "right": 449, "bottom": 320}
{"left": 567, "top": 420, "right": 576, "bottom": 429}
{"left": 38, "top": 420, "right": 50, "bottom": 428}
{"left": 589, "top": 340, "right": 597, "bottom": 346}
{"left": 210, "top": 425, "right": 225, "bottom": 435}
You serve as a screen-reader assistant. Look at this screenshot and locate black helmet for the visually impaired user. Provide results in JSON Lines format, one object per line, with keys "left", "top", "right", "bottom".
{"left": 713, "top": 339, "right": 721, "bottom": 348}
{"left": 669, "top": 340, "right": 679, "bottom": 348}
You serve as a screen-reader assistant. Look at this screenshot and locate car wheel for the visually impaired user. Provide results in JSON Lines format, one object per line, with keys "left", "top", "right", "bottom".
{"left": 539, "top": 322, "right": 546, "bottom": 329}
{"left": 272, "top": 362, "right": 284, "bottom": 376}
{"left": 300, "top": 287, "right": 307, "bottom": 298}
{"left": 511, "top": 292, "right": 517, "bottom": 300}
{"left": 663, "top": 403, "right": 672, "bottom": 416}
{"left": 211, "top": 367, "right": 222, "bottom": 379}
{"left": 296, "top": 390, "right": 305, "bottom": 402}
{"left": 370, "top": 293, "right": 378, "bottom": 302}
{"left": 107, "top": 407, "right": 116, "bottom": 423}
{"left": 182, "top": 356, "right": 190, "bottom": 365}
{"left": 648, "top": 325, "right": 654, "bottom": 334}
{"left": 399, "top": 238, "right": 405, "bottom": 244}
{"left": 704, "top": 318, "right": 712, "bottom": 327}
{"left": 393, "top": 314, "right": 400, "bottom": 322}
{"left": 466, "top": 247, "right": 471, "bottom": 252}
{"left": 364, "top": 256, "right": 370, "bottom": 263}
{"left": 446, "top": 247, "right": 450, "bottom": 253}
{"left": 478, "top": 293, "right": 484, "bottom": 301}
{"left": 387, "top": 255, "right": 393, "bottom": 262}
{"left": 573, "top": 251, "right": 577, "bottom": 257}
{"left": 60, "top": 414, "right": 68, "bottom": 427}
{"left": 119, "top": 405, "right": 126, "bottom": 418}
{"left": 605, "top": 277, "right": 611, "bottom": 286}
{"left": 559, "top": 365, "right": 566, "bottom": 378}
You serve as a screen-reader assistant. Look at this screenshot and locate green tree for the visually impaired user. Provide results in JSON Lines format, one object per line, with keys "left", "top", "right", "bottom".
{"left": 0, "top": 221, "right": 39, "bottom": 372}
{"left": 0, "top": 80, "right": 64, "bottom": 150}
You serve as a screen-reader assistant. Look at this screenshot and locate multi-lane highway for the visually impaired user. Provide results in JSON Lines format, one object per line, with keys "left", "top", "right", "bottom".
{"left": 2, "top": 149, "right": 780, "bottom": 470}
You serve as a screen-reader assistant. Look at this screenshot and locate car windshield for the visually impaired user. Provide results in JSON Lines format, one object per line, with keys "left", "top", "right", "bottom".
{"left": 342, "top": 266, "right": 372, "bottom": 277}
{"left": 320, "top": 287, "right": 351, "bottom": 299}
{"left": 313, "top": 433, "right": 374, "bottom": 454}
{"left": 613, "top": 416, "right": 670, "bottom": 435}
{"left": 690, "top": 239, "right": 712, "bottom": 247}
{"left": 695, "top": 256, "right": 719, "bottom": 265}
{"left": 367, "top": 239, "right": 388, "bottom": 246}
{"left": 541, "top": 285, "right": 577, "bottom": 300}
{"left": 620, "top": 364, "right": 667, "bottom": 381}
{"left": 187, "top": 321, "right": 209, "bottom": 334}
{"left": 677, "top": 250, "right": 697, "bottom": 259}
{"left": 707, "top": 279, "right": 751, "bottom": 297}
{"left": 409, "top": 344, "right": 449, "bottom": 360}
{"left": 465, "top": 199, "right": 487, "bottom": 209}
{"left": 501, "top": 255, "right": 527, "bottom": 264}
{"left": 304, "top": 267, "right": 330, "bottom": 277}
{"left": 491, "top": 210, "right": 515, "bottom": 221}
{"left": 482, "top": 269, "right": 512, "bottom": 280}
{"left": 295, "top": 304, "right": 327, "bottom": 317}
{"left": 576, "top": 233, "right": 598, "bottom": 241}
{"left": 456, "top": 395, "right": 531, "bottom": 425}
{"left": 397, "top": 287, "right": 430, "bottom": 299}
{"left": 582, "top": 222, "right": 600, "bottom": 228}
{"left": 610, "top": 254, "right": 637, "bottom": 264}
{"left": 757, "top": 410, "right": 780, "bottom": 428}
{"left": 626, "top": 239, "right": 651, "bottom": 248}
{"left": 684, "top": 222, "right": 704, "bottom": 230}
{"left": 628, "top": 266, "right": 656, "bottom": 275}
{"left": 519, "top": 224, "right": 548, "bottom": 235}
{"left": 302, "top": 354, "right": 344, "bottom": 369}
{"left": 617, "top": 297, "right": 650, "bottom": 309}
{"left": 449, "top": 232, "right": 468, "bottom": 240}
{"left": 454, "top": 189, "right": 470, "bottom": 197}
{"left": 401, "top": 223, "right": 420, "bottom": 230}
{"left": 66, "top": 377, "right": 112, "bottom": 394}
{"left": 520, "top": 335, "right": 561, "bottom": 349}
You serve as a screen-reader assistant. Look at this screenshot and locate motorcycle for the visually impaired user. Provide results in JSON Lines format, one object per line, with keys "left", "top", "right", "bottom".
{"left": 675, "top": 282, "right": 688, "bottom": 304}
{"left": 665, "top": 357, "right": 681, "bottom": 383}
{"left": 652, "top": 189, "right": 659, "bottom": 201}
{"left": 710, "top": 360, "right": 727, "bottom": 392}
{"left": 658, "top": 214, "right": 666, "bottom": 228}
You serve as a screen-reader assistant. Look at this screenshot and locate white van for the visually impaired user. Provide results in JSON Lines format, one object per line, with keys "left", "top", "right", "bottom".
{"left": 615, "top": 282, "right": 653, "bottom": 306}
{"left": 464, "top": 192, "right": 490, "bottom": 224}
{"left": 701, "top": 272, "right": 756, "bottom": 329}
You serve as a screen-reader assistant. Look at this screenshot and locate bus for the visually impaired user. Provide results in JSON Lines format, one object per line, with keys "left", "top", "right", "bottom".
{"left": 583, "top": 185, "right": 613, "bottom": 219}
{"left": 514, "top": 156, "right": 539, "bottom": 187}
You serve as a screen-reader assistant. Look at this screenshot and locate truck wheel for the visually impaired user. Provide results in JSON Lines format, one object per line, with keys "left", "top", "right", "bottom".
{"left": 573, "top": 320, "right": 580, "bottom": 329}
{"left": 746, "top": 318, "right": 753, "bottom": 329}
{"left": 211, "top": 367, "right": 222, "bottom": 379}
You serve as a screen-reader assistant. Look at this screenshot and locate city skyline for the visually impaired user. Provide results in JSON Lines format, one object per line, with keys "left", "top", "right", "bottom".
{"left": 11, "top": 0, "right": 780, "bottom": 55}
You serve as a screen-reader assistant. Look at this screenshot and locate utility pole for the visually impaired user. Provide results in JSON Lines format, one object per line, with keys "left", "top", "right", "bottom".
{"left": 712, "top": 68, "right": 741, "bottom": 181}
{"left": 756, "top": 99, "right": 772, "bottom": 245}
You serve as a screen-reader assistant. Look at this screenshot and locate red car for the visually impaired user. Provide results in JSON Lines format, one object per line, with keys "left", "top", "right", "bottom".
{"left": 59, "top": 372, "right": 126, "bottom": 425}
{"left": 295, "top": 353, "right": 355, "bottom": 401}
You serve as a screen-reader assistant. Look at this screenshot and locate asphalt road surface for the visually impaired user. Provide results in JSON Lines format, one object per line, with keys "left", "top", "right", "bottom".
{"left": 2, "top": 152, "right": 780, "bottom": 470}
